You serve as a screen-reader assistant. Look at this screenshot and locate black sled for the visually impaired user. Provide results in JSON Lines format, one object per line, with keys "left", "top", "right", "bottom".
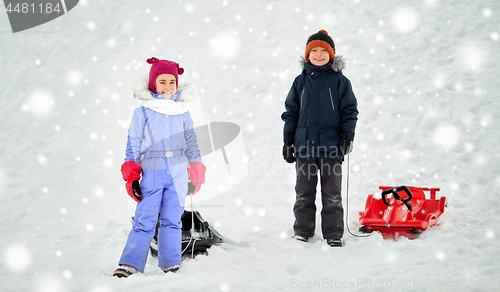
{"left": 131, "top": 210, "right": 224, "bottom": 257}
{"left": 149, "top": 210, "right": 225, "bottom": 257}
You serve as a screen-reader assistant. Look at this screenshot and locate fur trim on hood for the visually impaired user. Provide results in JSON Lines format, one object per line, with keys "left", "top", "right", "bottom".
{"left": 299, "top": 55, "right": 346, "bottom": 72}
{"left": 133, "top": 75, "right": 198, "bottom": 102}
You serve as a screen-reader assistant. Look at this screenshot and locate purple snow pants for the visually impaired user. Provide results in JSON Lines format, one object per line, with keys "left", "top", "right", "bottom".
{"left": 119, "top": 160, "right": 188, "bottom": 272}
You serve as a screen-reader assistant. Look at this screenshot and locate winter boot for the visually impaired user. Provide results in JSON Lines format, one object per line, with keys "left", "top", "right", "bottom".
{"left": 294, "top": 235, "right": 309, "bottom": 242}
{"left": 113, "top": 265, "right": 139, "bottom": 278}
{"left": 161, "top": 265, "right": 180, "bottom": 273}
{"left": 327, "top": 238, "right": 344, "bottom": 247}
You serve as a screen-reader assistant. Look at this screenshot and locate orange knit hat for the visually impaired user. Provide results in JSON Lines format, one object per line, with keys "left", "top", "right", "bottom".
{"left": 304, "top": 30, "right": 335, "bottom": 62}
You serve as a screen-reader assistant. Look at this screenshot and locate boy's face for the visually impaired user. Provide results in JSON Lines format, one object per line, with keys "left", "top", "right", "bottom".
{"left": 155, "top": 74, "right": 177, "bottom": 99}
{"left": 308, "top": 47, "right": 330, "bottom": 66}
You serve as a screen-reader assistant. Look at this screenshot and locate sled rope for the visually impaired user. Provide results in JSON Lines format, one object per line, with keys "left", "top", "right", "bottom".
{"left": 345, "top": 154, "right": 375, "bottom": 238}
{"left": 181, "top": 195, "right": 198, "bottom": 258}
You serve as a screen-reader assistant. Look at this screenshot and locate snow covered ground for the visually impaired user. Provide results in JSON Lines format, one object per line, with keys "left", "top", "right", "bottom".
{"left": 1, "top": 0, "right": 499, "bottom": 291}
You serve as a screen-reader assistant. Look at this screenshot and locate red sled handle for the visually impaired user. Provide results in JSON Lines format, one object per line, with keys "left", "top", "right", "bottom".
{"left": 381, "top": 185, "right": 413, "bottom": 211}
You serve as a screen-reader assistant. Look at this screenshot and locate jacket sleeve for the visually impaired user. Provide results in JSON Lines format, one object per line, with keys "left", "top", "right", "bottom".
{"left": 183, "top": 111, "right": 202, "bottom": 163}
{"left": 281, "top": 77, "right": 301, "bottom": 137}
{"left": 125, "top": 108, "right": 145, "bottom": 163}
{"left": 338, "top": 77, "right": 358, "bottom": 134}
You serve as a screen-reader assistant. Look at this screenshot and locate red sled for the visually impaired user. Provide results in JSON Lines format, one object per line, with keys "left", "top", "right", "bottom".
{"left": 358, "top": 186, "right": 447, "bottom": 239}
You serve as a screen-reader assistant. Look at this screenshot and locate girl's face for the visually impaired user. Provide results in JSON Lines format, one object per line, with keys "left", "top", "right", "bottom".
{"left": 308, "top": 47, "right": 330, "bottom": 66}
{"left": 155, "top": 74, "right": 177, "bottom": 99}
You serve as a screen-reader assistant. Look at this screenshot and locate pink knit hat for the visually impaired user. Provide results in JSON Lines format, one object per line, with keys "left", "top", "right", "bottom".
{"left": 146, "top": 57, "right": 184, "bottom": 93}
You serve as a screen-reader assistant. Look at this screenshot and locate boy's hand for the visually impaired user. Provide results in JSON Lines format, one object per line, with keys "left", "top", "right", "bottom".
{"left": 340, "top": 132, "right": 355, "bottom": 156}
{"left": 283, "top": 133, "right": 296, "bottom": 163}
{"left": 283, "top": 144, "right": 296, "bottom": 163}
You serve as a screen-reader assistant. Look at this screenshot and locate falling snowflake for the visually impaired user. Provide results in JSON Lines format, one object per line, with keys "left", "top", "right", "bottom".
{"left": 454, "top": 43, "right": 486, "bottom": 71}
{"left": 4, "top": 245, "right": 31, "bottom": 272}
{"left": 490, "top": 32, "right": 499, "bottom": 41}
{"left": 433, "top": 125, "right": 460, "bottom": 149}
{"left": 21, "top": 90, "right": 55, "bottom": 117}
{"left": 220, "top": 283, "right": 231, "bottom": 292}
{"left": 62, "top": 270, "right": 73, "bottom": 279}
{"left": 391, "top": 8, "right": 419, "bottom": 33}
{"left": 37, "top": 155, "right": 48, "bottom": 165}
{"left": 436, "top": 251, "right": 446, "bottom": 261}
{"left": 184, "top": 4, "right": 195, "bottom": 13}
{"left": 106, "top": 38, "right": 117, "bottom": 48}
{"left": 94, "top": 187, "right": 104, "bottom": 198}
{"left": 86, "top": 21, "right": 96, "bottom": 31}
{"left": 209, "top": 33, "right": 240, "bottom": 60}
{"left": 483, "top": 8, "right": 492, "bottom": 18}
{"left": 65, "top": 70, "right": 84, "bottom": 85}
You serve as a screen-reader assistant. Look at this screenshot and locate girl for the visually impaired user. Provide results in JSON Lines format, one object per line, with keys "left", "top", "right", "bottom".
{"left": 113, "top": 57, "right": 206, "bottom": 277}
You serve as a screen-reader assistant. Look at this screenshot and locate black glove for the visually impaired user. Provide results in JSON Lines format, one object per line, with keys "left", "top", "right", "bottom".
{"left": 340, "top": 132, "right": 355, "bottom": 156}
{"left": 131, "top": 180, "right": 142, "bottom": 201}
{"left": 283, "top": 133, "right": 296, "bottom": 163}
{"left": 187, "top": 181, "right": 196, "bottom": 195}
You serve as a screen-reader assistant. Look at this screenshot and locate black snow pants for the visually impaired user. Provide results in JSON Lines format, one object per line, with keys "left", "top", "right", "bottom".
{"left": 293, "top": 157, "right": 344, "bottom": 239}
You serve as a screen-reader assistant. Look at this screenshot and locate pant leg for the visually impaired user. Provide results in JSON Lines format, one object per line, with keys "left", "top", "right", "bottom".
{"left": 319, "top": 158, "right": 344, "bottom": 239}
{"left": 157, "top": 161, "right": 188, "bottom": 268}
{"left": 119, "top": 168, "right": 163, "bottom": 272}
{"left": 293, "top": 158, "right": 319, "bottom": 238}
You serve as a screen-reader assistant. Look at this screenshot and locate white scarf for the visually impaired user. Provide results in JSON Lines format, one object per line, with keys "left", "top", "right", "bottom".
{"left": 140, "top": 99, "right": 189, "bottom": 115}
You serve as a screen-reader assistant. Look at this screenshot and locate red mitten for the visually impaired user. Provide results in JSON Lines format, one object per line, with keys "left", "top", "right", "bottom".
{"left": 121, "top": 161, "right": 142, "bottom": 201}
{"left": 188, "top": 162, "right": 206, "bottom": 195}
{"left": 121, "top": 161, "right": 142, "bottom": 181}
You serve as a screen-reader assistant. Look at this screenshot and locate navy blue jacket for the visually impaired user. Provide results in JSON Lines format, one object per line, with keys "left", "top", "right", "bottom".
{"left": 281, "top": 56, "right": 358, "bottom": 161}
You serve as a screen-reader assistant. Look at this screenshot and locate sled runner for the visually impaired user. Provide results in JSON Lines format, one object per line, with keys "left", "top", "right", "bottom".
{"left": 358, "top": 186, "right": 447, "bottom": 239}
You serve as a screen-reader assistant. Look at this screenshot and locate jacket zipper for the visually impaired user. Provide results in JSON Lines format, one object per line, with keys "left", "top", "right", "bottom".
{"left": 300, "top": 89, "right": 305, "bottom": 109}
{"left": 328, "top": 88, "right": 335, "bottom": 111}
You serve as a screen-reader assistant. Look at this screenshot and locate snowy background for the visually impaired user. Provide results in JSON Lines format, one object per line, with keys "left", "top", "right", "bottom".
{"left": 1, "top": 0, "right": 499, "bottom": 291}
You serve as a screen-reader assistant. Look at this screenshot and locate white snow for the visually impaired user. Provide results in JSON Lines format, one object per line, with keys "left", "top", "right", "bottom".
{"left": 1, "top": 0, "right": 499, "bottom": 291}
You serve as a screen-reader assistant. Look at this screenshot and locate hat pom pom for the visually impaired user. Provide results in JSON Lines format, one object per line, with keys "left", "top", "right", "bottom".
{"left": 318, "top": 29, "right": 328, "bottom": 35}
{"left": 178, "top": 67, "right": 184, "bottom": 75}
{"left": 146, "top": 57, "right": 157, "bottom": 65}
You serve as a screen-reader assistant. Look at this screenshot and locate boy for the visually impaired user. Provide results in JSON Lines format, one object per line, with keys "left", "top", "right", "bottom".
{"left": 281, "top": 30, "right": 358, "bottom": 247}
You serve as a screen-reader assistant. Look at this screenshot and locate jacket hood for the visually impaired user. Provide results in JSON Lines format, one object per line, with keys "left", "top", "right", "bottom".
{"left": 299, "top": 54, "right": 346, "bottom": 72}
{"left": 133, "top": 75, "right": 198, "bottom": 102}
